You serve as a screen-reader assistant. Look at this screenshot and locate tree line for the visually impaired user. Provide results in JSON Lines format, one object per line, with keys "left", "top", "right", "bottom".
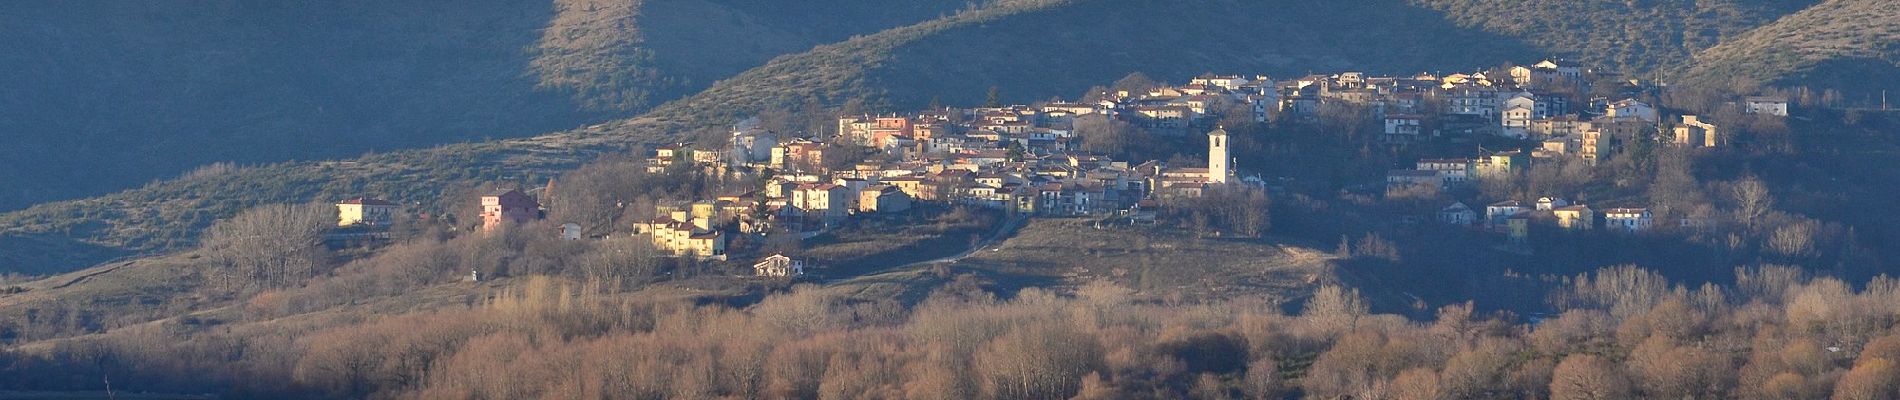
{"left": 7, "top": 262, "right": 1900, "bottom": 399}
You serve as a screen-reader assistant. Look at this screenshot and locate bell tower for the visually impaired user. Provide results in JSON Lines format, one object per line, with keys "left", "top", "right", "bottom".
{"left": 1208, "top": 126, "right": 1230, "bottom": 184}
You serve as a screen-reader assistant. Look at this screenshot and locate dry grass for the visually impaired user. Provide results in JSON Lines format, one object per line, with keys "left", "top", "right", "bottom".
{"left": 823, "top": 219, "right": 1339, "bottom": 305}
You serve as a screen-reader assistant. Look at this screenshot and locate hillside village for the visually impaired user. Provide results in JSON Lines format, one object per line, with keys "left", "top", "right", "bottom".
{"left": 330, "top": 59, "right": 1796, "bottom": 276}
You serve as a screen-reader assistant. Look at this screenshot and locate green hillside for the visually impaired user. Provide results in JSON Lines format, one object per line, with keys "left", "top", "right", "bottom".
{"left": 1675, "top": 0, "right": 1900, "bottom": 97}
{"left": 0, "top": 0, "right": 964, "bottom": 212}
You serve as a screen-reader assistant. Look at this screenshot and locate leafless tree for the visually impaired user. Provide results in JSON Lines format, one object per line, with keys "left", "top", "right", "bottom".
{"left": 1730, "top": 175, "right": 1774, "bottom": 229}
{"left": 1301, "top": 285, "right": 1369, "bottom": 335}
{"left": 1549, "top": 354, "right": 1632, "bottom": 400}
{"left": 202, "top": 203, "right": 335, "bottom": 289}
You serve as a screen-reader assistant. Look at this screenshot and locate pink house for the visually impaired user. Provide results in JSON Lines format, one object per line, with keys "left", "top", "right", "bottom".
{"left": 481, "top": 189, "right": 540, "bottom": 232}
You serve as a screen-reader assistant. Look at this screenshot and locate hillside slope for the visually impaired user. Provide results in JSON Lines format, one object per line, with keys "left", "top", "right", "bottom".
{"left": 0, "top": 0, "right": 963, "bottom": 212}
{"left": 1, "top": 0, "right": 1529, "bottom": 275}
{"left": 1410, "top": 0, "right": 1815, "bottom": 74}
{"left": 646, "top": 0, "right": 1544, "bottom": 122}
{"left": 1675, "top": 0, "right": 1900, "bottom": 97}
{"left": 2, "top": 0, "right": 1881, "bottom": 276}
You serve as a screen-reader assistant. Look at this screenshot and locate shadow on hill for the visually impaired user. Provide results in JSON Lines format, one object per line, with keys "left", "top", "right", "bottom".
{"left": 0, "top": 2, "right": 605, "bottom": 212}
{"left": 0, "top": 234, "right": 134, "bottom": 277}
{"left": 1780, "top": 57, "right": 1900, "bottom": 102}
{"left": 865, "top": 0, "right": 1545, "bottom": 108}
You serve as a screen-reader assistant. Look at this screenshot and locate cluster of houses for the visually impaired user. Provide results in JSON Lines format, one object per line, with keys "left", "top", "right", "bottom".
{"left": 635, "top": 106, "right": 1248, "bottom": 265}
{"left": 325, "top": 59, "right": 1794, "bottom": 273}
{"left": 334, "top": 188, "right": 546, "bottom": 233}
{"left": 1277, "top": 60, "right": 1787, "bottom": 165}
{"left": 1435, "top": 197, "right": 1656, "bottom": 243}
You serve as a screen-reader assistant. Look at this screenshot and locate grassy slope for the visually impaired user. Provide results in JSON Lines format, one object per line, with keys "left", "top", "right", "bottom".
{"left": 824, "top": 219, "right": 1345, "bottom": 307}
{"left": 1676, "top": 0, "right": 1900, "bottom": 96}
{"left": 1410, "top": 0, "right": 1814, "bottom": 74}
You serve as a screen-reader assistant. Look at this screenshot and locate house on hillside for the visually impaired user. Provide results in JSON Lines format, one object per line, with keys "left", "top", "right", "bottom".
{"left": 480, "top": 189, "right": 540, "bottom": 232}
{"left": 1744, "top": 96, "right": 1789, "bottom": 117}
{"left": 1604, "top": 208, "right": 1653, "bottom": 232}
{"left": 1438, "top": 202, "right": 1477, "bottom": 226}
{"left": 1417, "top": 158, "right": 1472, "bottom": 184}
{"left": 858, "top": 184, "right": 913, "bottom": 213}
{"left": 648, "top": 144, "right": 687, "bottom": 173}
{"left": 1670, "top": 115, "right": 1720, "bottom": 148}
{"left": 1535, "top": 197, "right": 1569, "bottom": 211}
{"left": 336, "top": 197, "right": 397, "bottom": 227}
{"left": 728, "top": 119, "right": 779, "bottom": 168}
{"left": 1383, "top": 114, "right": 1426, "bottom": 143}
{"left": 1553, "top": 205, "right": 1593, "bottom": 230}
{"left": 1386, "top": 170, "right": 1441, "bottom": 193}
{"left": 1486, "top": 200, "right": 1524, "bottom": 226}
{"left": 754, "top": 254, "right": 805, "bottom": 277}
{"left": 790, "top": 183, "right": 850, "bottom": 221}
{"left": 1474, "top": 151, "right": 1524, "bottom": 178}
{"left": 1510, "top": 59, "right": 1583, "bottom": 88}
{"left": 1606, "top": 99, "right": 1658, "bottom": 122}
{"left": 636, "top": 204, "right": 727, "bottom": 260}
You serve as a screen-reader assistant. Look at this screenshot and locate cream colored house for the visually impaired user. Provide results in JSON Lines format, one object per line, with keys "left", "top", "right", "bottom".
{"left": 1670, "top": 115, "right": 1720, "bottom": 148}
{"left": 753, "top": 254, "right": 805, "bottom": 277}
{"left": 336, "top": 197, "right": 398, "bottom": 227}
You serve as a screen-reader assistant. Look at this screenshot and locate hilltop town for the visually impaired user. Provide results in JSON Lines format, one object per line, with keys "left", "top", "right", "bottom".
{"left": 321, "top": 59, "right": 1807, "bottom": 277}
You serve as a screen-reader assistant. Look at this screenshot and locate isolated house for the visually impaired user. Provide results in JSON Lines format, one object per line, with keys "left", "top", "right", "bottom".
{"left": 754, "top": 254, "right": 805, "bottom": 277}
{"left": 336, "top": 197, "right": 397, "bottom": 227}
{"left": 480, "top": 189, "right": 539, "bottom": 232}
{"left": 1744, "top": 96, "right": 1789, "bottom": 117}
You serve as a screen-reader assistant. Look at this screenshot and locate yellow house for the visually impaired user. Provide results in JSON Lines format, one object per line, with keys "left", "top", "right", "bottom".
{"left": 336, "top": 198, "right": 397, "bottom": 227}
{"left": 1553, "top": 205, "right": 1594, "bottom": 230}
{"left": 634, "top": 204, "right": 727, "bottom": 260}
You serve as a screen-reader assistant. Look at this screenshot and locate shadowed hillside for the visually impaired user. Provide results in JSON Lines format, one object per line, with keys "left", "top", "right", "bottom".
{"left": 1411, "top": 0, "right": 1815, "bottom": 74}
{"left": 0, "top": 0, "right": 965, "bottom": 212}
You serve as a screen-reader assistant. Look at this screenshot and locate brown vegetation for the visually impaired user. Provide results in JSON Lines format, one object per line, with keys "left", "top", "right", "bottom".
{"left": 4, "top": 260, "right": 1900, "bottom": 399}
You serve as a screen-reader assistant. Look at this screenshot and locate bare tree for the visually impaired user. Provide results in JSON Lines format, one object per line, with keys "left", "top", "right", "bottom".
{"left": 202, "top": 203, "right": 335, "bottom": 289}
{"left": 1301, "top": 285, "right": 1369, "bottom": 335}
{"left": 1730, "top": 175, "right": 1774, "bottom": 229}
{"left": 1549, "top": 354, "right": 1632, "bottom": 400}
